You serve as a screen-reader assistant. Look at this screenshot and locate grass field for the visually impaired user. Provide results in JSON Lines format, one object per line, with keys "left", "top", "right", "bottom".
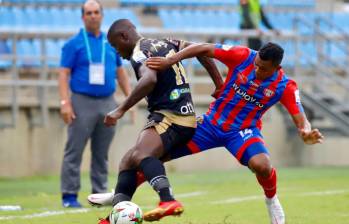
{"left": 0, "top": 167, "right": 349, "bottom": 224}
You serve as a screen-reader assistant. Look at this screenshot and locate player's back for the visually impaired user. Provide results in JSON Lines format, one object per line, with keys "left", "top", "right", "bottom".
{"left": 131, "top": 38, "right": 194, "bottom": 116}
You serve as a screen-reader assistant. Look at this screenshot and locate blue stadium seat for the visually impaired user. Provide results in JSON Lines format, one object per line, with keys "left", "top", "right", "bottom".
{"left": 16, "top": 39, "right": 41, "bottom": 67}
{"left": 119, "top": 0, "right": 237, "bottom": 7}
{"left": 46, "top": 39, "right": 61, "bottom": 67}
{"left": 0, "top": 40, "right": 12, "bottom": 69}
{"left": 268, "top": 0, "right": 315, "bottom": 8}
{"left": 102, "top": 9, "right": 141, "bottom": 31}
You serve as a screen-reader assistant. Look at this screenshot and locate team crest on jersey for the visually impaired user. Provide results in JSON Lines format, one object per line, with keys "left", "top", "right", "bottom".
{"left": 237, "top": 72, "right": 248, "bottom": 84}
{"left": 263, "top": 88, "right": 275, "bottom": 97}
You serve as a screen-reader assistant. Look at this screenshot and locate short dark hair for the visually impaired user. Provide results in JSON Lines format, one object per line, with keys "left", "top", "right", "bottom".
{"left": 81, "top": 0, "right": 103, "bottom": 16}
{"left": 107, "top": 19, "right": 135, "bottom": 41}
{"left": 258, "top": 42, "right": 284, "bottom": 66}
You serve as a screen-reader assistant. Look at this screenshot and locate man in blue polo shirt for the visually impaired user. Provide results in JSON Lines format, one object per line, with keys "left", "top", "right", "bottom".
{"left": 58, "top": 0, "right": 133, "bottom": 208}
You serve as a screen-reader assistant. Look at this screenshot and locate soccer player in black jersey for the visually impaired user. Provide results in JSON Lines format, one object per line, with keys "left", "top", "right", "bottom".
{"left": 97, "top": 19, "right": 223, "bottom": 223}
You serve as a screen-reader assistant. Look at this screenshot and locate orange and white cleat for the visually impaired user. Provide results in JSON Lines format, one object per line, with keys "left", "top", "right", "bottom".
{"left": 143, "top": 200, "right": 184, "bottom": 222}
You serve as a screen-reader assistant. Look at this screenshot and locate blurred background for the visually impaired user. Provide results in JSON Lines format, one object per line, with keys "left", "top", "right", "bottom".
{"left": 0, "top": 0, "right": 348, "bottom": 177}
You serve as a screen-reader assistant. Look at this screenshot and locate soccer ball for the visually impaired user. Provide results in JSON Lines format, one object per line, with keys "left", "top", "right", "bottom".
{"left": 109, "top": 201, "right": 143, "bottom": 224}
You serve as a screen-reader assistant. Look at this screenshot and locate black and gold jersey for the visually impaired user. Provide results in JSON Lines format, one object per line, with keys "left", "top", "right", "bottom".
{"left": 130, "top": 38, "right": 195, "bottom": 116}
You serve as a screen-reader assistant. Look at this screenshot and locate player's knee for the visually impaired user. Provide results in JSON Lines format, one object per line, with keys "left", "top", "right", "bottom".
{"left": 130, "top": 148, "right": 147, "bottom": 167}
{"left": 254, "top": 162, "right": 272, "bottom": 177}
{"left": 249, "top": 154, "right": 272, "bottom": 177}
{"left": 119, "top": 148, "right": 136, "bottom": 171}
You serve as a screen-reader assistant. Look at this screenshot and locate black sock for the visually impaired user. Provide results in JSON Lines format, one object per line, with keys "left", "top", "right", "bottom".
{"left": 139, "top": 157, "right": 174, "bottom": 202}
{"left": 112, "top": 169, "right": 137, "bottom": 206}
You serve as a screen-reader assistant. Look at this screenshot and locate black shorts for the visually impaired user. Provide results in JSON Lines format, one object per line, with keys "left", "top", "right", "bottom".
{"left": 144, "top": 112, "right": 196, "bottom": 152}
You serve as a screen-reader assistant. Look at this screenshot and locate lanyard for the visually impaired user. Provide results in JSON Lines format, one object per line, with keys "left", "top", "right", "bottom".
{"left": 82, "top": 29, "right": 106, "bottom": 64}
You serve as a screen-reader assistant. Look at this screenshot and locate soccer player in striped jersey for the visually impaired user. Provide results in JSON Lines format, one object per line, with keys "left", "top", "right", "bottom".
{"left": 146, "top": 42, "right": 324, "bottom": 224}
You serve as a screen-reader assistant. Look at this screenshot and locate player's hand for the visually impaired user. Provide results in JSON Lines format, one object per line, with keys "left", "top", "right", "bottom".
{"left": 60, "top": 101, "right": 76, "bottom": 125}
{"left": 104, "top": 107, "right": 125, "bottom": 127}
{"left": 299, "top": 128, "right": 324, "bottom": 145}
{"left": 146, "top": 57, "right": 173, "bottom": 71}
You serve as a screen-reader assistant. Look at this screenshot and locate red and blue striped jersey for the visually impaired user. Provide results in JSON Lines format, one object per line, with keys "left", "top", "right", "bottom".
{"left": 206, "top": 44, "right": 304, "bottom": 131}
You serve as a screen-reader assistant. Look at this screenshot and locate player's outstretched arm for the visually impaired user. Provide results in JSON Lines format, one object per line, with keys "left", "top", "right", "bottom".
{"left": 290, "top": 113, "right": 324, "bottom": 145}
{"left": 146, "top": 43, "right": 216, "bottom": 71}
{"left": 195, "top": 55, "right": 223, "bottom": 98}
{"left": 104, "top": 65, "right": 157, "bottom": 126}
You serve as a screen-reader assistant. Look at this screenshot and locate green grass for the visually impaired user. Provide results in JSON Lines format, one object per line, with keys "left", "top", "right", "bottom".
{"left": 1, "top": 167, "right": 349, "bottom": 224}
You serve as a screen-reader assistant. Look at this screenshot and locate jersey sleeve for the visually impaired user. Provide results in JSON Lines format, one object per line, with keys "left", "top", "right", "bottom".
{"left": 165, "top": 38, "right": 187, "bottom": 52}
{"left": 213, "top": 44, "right": 250, "bottom": 69}
{"left": 60, "top": 39, "right": 76, "bottom": 69}
{"left": 280, "top": 80, "right": 305, "bottom": 115}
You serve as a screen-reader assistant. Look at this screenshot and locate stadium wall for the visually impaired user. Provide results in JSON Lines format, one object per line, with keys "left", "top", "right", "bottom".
{"left": 0, "top": 106, "right": 348, "bottom": 177}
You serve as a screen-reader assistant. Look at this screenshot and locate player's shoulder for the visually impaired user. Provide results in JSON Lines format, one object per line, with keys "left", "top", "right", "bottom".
{"left": 216, "top": 44, "right": 249, "bottom": 52}
{"left": 62, "top": 31, "right": 83, "bottom": 50}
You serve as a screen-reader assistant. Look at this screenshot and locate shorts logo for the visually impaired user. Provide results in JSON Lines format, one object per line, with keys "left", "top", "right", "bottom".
{"left": 263, "top": 88, "right": 275, "bottom": 97}
{"left": 170, "top": 89, "right": 180, "bottom": 100}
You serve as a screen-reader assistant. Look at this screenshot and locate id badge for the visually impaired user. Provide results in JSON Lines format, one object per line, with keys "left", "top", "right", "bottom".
{"left": 89, "top": 63, "right": 105, "bottom": 85}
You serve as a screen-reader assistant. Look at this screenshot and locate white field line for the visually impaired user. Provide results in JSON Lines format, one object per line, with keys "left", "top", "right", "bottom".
{"left": 0, "top": 208, "right": 91, "bottom": 220}
{"left": 212, "top": 189, "right": 349, "bottom": 204}
{"left": 176, "top": 191, "right": 207, "bottom": 198}
{"left": 211, "top": 195, "right": 263, "bottom": 204}
{"left": 0, "top": 191, "right": 206, "bottom": 220}
{"left": 1, "top": 189, "right": 348, "bottom": 220}
{"left": 299, "top": 189, "right": 349, "bottom": 196}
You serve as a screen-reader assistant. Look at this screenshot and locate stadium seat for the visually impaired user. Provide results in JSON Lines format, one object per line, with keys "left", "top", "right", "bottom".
{"left": 46, "top": 39, "right": 62, "bottom": 67}
{"left": 0, "top": 40, "right": 12, "bottom": 69}
{"left": 16, "top": 39, "right": 41, "bottom": 67}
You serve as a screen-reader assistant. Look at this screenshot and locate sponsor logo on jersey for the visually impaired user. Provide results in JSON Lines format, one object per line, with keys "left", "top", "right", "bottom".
{"left": 170, "top": 88, "right": 190, "bottom": 101}
{"left": 170, "top": 89, "right": 180, "bottom": 100}
{"left": 180, "top": 102, "right": 195, "bottom": 114}
{"left": 232, "top": 83, "right": 264, "bottom": 108}
{"left": 263, "top": 88, "right": 275, "bottom": 97}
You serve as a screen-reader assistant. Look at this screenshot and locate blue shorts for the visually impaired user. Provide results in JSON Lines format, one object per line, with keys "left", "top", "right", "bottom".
{"left": 169, "top": 115, "right": 269, "bottom": 166}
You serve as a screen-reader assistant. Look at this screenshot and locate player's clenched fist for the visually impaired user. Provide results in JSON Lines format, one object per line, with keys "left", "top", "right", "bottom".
{"left": 104, "top": 108, "right": 125, "bottom": 127}
{"left": 299, "top": 128, "right": 324, "bottom": 145}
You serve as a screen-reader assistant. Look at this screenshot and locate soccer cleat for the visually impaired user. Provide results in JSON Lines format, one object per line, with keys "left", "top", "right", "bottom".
{"left": 265, "top": 195, "right": 285, "bottom": 224}
{"left": 62, "top": 194, "right": 82, "bottom": 208}
{"left": 143, "top": 200, "right": 184, "bottom": 222}
{"left": 98, "top": 218, "right": 110, "bottom": 224}
{"left": 88, "top": 192, "right": 114, "bottom": 206}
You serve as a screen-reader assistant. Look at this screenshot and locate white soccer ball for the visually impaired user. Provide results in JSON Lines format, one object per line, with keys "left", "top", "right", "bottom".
{"left": 109, "top": 201, "right": 143, "bottom": 224}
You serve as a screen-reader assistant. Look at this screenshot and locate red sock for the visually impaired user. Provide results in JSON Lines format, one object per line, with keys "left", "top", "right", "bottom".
{"left": 136, "top": 170, "right": 146, "bottom": 187}
{"left": 256, "top": 168, "right": 277, "bottom": 198}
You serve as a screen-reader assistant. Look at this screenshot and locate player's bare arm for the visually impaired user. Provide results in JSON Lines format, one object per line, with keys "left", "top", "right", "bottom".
{"left": 147, "top": 42, "right": 222, "bottom": 97}
{"left": 146, "top": 43, "right": 216, "bottom": 70}
{"left": 104, "top": 64, "right": 157, "bottom": 126}
{"left": 290, "top": 113, "right": 324, "bottom": 145}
